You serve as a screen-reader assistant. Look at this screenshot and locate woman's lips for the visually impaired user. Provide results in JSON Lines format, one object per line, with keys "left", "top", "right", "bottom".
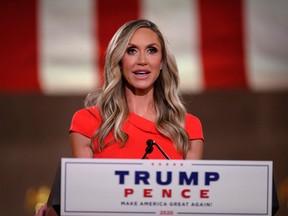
{"left": 133, "top": 71, "right": 151, "bottom": 78}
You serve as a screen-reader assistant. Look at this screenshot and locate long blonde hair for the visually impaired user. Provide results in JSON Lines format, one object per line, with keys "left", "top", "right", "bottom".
{"left": 85, "top": 19, "right": 190, "bottom": 157}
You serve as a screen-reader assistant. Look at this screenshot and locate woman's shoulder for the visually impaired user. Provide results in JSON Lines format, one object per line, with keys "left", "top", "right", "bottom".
{"left": 73, "top": 106, "right": 101, "bottom": 119}
{"left": 185, "top": 113, "right": 201, "bottom": 125}
{"left": 70, "top": 106, "right": 102, "bottom": 137}
{"left": 184, "top": 113, "right": 203, "bottom": 140}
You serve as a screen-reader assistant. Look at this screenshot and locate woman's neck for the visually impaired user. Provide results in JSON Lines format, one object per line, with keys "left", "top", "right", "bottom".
{"left": 125, "top": 87, "right": 157, "bottom": 121}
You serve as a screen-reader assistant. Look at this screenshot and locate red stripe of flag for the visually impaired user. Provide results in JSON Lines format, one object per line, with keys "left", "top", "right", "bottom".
{"left": 95, "top": 0, "right": 140, "bottom": 85}
{"left": 198, "top": 0, "right": 247, "bottom": 90}
{"left": 0, "top": 1, "right": 40, "bottom": 92}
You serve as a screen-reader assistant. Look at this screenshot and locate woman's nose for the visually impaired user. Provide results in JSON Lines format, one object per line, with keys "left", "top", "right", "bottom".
{"left": 137, "top": 52, "right": 147, "bottom": 65}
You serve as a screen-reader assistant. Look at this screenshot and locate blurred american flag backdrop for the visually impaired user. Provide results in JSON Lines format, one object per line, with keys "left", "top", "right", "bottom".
{"left": 1, "top": 0, "right": 288, "bottom": 95}
{"left": 1, "top": 1, "right": 288, "bottom": 216}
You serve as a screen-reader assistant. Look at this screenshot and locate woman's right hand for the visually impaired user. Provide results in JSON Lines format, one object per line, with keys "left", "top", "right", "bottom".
{"left": 34, "top": 204, "right": 58, "bottom": 216}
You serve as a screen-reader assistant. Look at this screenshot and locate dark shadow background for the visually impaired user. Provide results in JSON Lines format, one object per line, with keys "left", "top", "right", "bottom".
{"left": 0, "top": 91, "right": 287, "bottom": 215}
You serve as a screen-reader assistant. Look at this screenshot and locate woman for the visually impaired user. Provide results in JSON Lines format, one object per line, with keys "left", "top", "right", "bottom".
{"left": 70, "top": 19, "right": 204, "bottom": 160}
{"left": 35, "top": 19, "right": 203, "bottom": 216}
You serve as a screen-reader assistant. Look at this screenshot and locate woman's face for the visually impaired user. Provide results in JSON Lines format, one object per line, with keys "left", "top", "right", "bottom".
{"left": 121, "top": 28, "right": 162, "bottom": 94}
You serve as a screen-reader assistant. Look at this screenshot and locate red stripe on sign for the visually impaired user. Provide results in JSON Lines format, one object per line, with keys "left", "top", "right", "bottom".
{"left": 95, "top": 0, "right": 140, "bottom": 85}
{"left": 0, "top": 1, "right": 40, "bottom": 93}
{"left": 198, "top": 0, "right": 247, "bottom": 90}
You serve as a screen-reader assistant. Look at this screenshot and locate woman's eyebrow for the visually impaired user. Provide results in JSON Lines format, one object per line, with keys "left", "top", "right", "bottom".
{"left": 147, "top": 43, "right": 160, "bottom": 47}
{"left": 127, "top": 42, "right": 160, "bottom": 47}
{"left": 127, "top": 43, "right": 137, "bottom": 47}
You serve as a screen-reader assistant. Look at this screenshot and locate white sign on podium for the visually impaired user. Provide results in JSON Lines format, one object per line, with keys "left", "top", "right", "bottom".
{"left": 61, "top": 158, "right": 272, "bottom": 216}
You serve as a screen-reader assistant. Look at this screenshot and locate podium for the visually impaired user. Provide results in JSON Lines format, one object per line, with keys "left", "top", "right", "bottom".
{"left": 47, "top": 159, "right": 279, "bottom": 216}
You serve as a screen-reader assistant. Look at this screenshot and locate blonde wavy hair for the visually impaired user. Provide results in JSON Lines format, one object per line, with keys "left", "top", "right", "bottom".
{"left": 85, "top": 19, "right": 190, "bottom": 157}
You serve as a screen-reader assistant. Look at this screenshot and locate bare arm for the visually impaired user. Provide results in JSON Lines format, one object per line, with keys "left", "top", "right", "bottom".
{"left": 70, "top": 132, "right": 94, "bottom": 158}
{"left": 35, "top": 133, "right": 93, "bottom": 216}
{"left": 185, "top": 139, "right": 204, "bottom": 160}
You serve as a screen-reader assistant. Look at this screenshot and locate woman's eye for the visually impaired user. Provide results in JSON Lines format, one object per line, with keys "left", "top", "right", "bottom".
{"left": 148, "top": 47, "right": 158, "bottom": 54}
{"left": 127, "top": 48, "right": 136, "bottom": 55}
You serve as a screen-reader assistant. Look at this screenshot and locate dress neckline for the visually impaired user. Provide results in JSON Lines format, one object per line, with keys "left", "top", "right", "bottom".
{"left": 127, "top": 112, "right": 159, "bottom": 134}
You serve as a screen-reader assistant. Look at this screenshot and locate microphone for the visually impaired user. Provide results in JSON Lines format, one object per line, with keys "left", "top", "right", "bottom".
{"left": 142, "top": 139, "right": 170, "bottom": 160}
{"left": 141, "top": 139, "right": 154, "bottom": 159}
